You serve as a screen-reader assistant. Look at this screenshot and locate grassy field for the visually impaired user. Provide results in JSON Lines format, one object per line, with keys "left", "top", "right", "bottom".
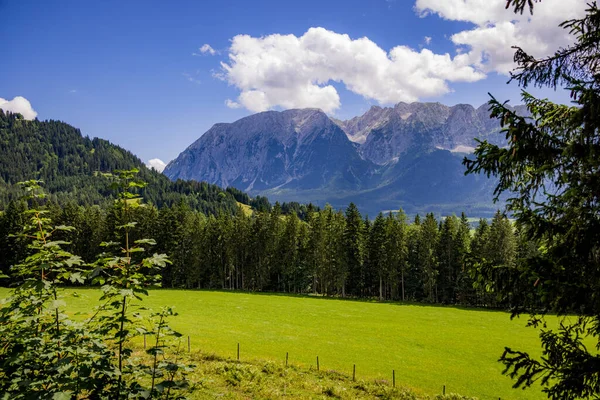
{"left": 0, "top": 288, "right": 549, "bottom": 399}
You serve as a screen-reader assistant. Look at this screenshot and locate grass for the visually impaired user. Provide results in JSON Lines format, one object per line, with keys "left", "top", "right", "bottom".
{"left": 236, "top": 201, "right": 253, "bottom": 216}
{"left": 173, "top": 352, "right": 477, "bottom": 399}
{"left": 0, "top": 288, "right": 549, "bottom": 399}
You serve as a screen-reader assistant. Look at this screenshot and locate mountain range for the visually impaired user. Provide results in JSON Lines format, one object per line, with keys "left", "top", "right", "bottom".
{"left": 164, "top": 102, "right": 526, "bottom": 217}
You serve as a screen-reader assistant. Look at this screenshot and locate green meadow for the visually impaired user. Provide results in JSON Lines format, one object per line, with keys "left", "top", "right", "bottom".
{"left": 0, "top": 288, "right": 549, "bottom": 399}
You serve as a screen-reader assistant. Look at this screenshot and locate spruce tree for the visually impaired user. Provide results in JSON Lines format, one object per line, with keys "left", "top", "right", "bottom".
{"left": 464, "top": 1, "right": 600, "bottom": 396}
{"left": 454, "top": 213, "right": 474, "bottom": 304}
{"left": 437, "top": 216, "right": 459, "bottom": 304}
{"left": 368, "top": 213, "right": 387, "bottom": 300}
{"left": 419, "top": 213, "right": 439, "bottom": 303}
{"left": 344, "top": 203, "right": 364, "bottom": 297}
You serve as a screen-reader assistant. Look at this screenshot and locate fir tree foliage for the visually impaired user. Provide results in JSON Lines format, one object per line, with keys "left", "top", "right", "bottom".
{"left": 464, "top": 1, "right": 600, "bottom": 397}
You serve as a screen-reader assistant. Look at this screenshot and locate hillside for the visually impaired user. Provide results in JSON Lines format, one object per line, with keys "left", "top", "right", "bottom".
{"left": 164, "top": 102, "right": 523, "bottom": 217}
{"left": 0, "top": 110, "right": 244, "bottom": 215}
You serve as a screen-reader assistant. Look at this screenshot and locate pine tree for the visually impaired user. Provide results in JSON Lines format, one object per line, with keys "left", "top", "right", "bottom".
{"left": 405, "top": 215, "right": 423, "bottom": 300}
{"left": 280, "top": 212, "right": 301, "bottom": 293}
{"left": 419, "top": 213, "right": 439, "bottom": 303}
{"left": 437, "top": 215, "right": 459, "bottom": 304}
{"left": 368, "top": 213, "right": 387, "bottom": 300}
{"left": 307, "top": 209, "right": 326, "bottom": 294}
{"left": 0, "top": 200, "right": 28, "bottom": 277}
{"left": 464, "top": 1, "right": 600, "bottom": 396}
{"left": 232, "top": 208, "right": 251, "bottom": 290}
{"left": 343, "top": 203, "right": 364, "bottom": 297}
{"left": 384, "top": 210, "right": 408, "bottom": 300}
{"left": 327, "top": 209, "right": 347, "bottom": 297}
{"left": 454, "top": 213, "right": 474, "bottom": 304}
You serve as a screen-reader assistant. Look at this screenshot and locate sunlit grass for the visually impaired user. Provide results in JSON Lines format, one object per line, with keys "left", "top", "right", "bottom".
{"left": 0, "top": 287, "right": 548, "bottom": 399}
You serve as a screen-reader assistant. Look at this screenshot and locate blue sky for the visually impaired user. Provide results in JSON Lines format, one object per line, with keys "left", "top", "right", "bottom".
{"left": 0, "top": 0, "right": 580, "bottom": 167}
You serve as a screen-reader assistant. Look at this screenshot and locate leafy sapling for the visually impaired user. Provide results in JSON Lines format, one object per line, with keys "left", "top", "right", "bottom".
{"left": 89, "top": 169, "right": 181, "bottom": 399}
{"left": 0, "top": 180, "right": 116, "bottom": 399}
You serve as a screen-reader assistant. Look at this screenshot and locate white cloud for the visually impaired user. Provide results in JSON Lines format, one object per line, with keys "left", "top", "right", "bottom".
{"left": 0, "top": 96, "right": 38, "bottom": 120}
{"left": 414, "top": 0, "right": 587, "bottom": 74}
{"left": 219, "top": 27, "right": 484, "bottom": 113}
{"left": 216, "top": 0, "right": 585, "bottom": 113}
{"left": 146, "top": 158, "right": 167, "bottom": 173}
{"left": 194, "top": 44, "right": 217, "bottom": 56}
{"left": 450, "top": 145, "right": 476, "bottom": 153}
{"left": 225, "top": 99, "right": 241, "bottom": 109}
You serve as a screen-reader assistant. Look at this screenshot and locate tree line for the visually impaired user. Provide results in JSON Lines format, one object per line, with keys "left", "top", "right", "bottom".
{"left": 1, "top": 193, "right": 527, "bottom": 307}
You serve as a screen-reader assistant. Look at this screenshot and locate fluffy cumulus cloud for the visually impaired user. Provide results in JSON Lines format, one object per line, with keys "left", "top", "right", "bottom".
{"left": 194, "top": 44, "right": 217, "bottom": 56}
{"left": 415, "top": 0, "right": 588, "bottom": 74}
{"left": 225, "top": 99, "right": 241, "bottom": 109}
{"left": 146, "top": 158, "right": 167, "bottom": 172}
{"left": 0, "top": 96, "right": 38, "bottom": 120}
{"left": 217, "top": 0, "right": 586, "bottom": 113}
{"left": 220, "top": 27, "right": 484, "bottom": 113}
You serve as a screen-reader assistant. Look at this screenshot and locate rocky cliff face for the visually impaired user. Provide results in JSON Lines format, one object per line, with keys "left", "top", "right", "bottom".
{"left": 334, "top": 102, "right": 510, "bottom": 166}
{"left": 164, "top": 102, "right": 522, "bottom": 216}
{"left": 165, "top": 108, "right": 372, "bottom": 193}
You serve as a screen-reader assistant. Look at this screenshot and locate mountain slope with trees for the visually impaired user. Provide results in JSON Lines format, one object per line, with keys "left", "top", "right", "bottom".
{"left": 0, "top": 109, "right": 243, "bottom": 215}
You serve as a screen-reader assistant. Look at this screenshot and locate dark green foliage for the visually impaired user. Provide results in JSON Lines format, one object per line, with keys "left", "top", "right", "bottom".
{"left": 0, "top": 175, "right": 194, "bottom": 399}
{"left": 419, "top": 213, "right": 439, "bottom": 303}
{"left": 454, "top": 214, "right": 475, "bottom": 304}
{"left": 0, "top": 180, "right": 117, "bottom": 398}
{"left": 437, "top": 215, "right": 460, "bottom": 304}
{"left": 0, "top": 200, "right": 28, "bottom": 277}
{"left": 343, "top": 203, "right": 365, "bottom": 297}
{"left": 368, "top": 213, "right": 387, "bottom": 301}
{"left": 0, "top": 110, "right": 243, "bottom": 214}
{"left": 1, "top": 182, "right": 528, "bottom": 308}
{"left": 464, "top": 1, "right": 600, "bottom": 398}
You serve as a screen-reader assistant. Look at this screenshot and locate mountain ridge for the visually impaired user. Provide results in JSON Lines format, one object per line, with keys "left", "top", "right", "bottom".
{"left": 164, "top": 101, "right": 524, "bottom": 216}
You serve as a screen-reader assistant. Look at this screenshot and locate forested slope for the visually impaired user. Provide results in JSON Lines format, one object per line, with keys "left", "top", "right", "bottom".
{"left": 0, "top": 110, "right": 242, "bottom": 215}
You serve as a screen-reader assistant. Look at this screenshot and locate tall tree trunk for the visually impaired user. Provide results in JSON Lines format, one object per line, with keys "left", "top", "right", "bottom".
{"left": 401, "top": 270, "right": 405, "bottom": 301}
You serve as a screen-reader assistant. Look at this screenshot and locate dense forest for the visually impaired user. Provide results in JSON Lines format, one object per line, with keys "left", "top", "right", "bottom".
{"left": 0, "top": 81, "right": 526, "bottom": 327}
{"left": 0, "top": 188, "right": 527, "bottom": 307}
{"left": 0, "top": 110, "right": 283, "bottom": 215}
{"left": 0, "top": 110, "right": 529, "bottom": 307}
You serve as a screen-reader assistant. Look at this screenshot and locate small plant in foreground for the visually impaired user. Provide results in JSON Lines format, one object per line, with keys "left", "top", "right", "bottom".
{"left": 0, "top": 180, "right": 117, "bottom": 398}
{"left": 0, "top": 172, "right": 194, "bottom": 399}
{"left": 88, "top": 169, "right": 192, "bottom": 399}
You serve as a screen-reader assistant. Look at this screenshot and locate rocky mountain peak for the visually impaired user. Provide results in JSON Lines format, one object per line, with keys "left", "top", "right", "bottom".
{"left": 163, "top": 101, "right": 522, "bottom": 216}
